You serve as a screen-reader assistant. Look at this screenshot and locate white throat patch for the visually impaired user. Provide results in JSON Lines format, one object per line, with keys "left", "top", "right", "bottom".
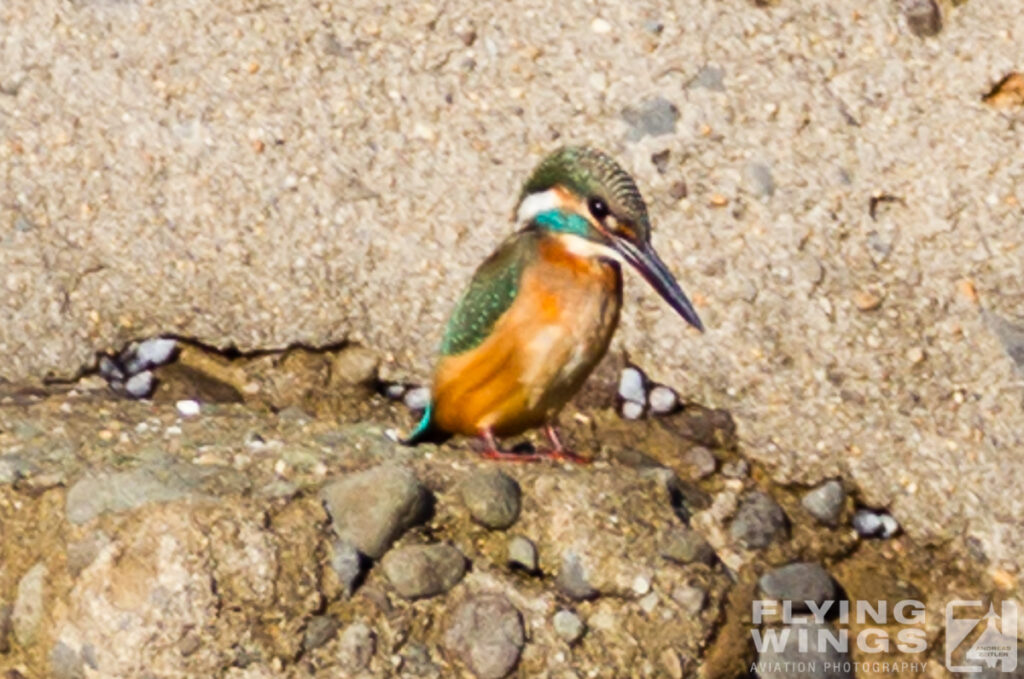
{"left": 516, "top": 189, "right": 563, "bottom": 225}
{"left": 556, "top": 233, "right": 625, "bottom": 263}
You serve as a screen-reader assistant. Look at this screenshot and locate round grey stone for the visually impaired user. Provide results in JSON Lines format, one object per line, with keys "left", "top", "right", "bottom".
{"left": 320, "top": 465, "right": 431, "bottom": 559}
{"left": 745, "top": 161, "right": 776, "bottom": 198}
{"left": 403, "top": 386, "right": 430, "bottom": 411}
{"left": 460, "top": 470, "right": 521, "bottom": 529}
{"left": 801, "top": 481, "right": 845, "bottom": 526}
{"left": 660, "top": 527, "right": 716, "bottom": 566}
{"left": 681, "top": 447, "right": 716, "bottom": 480}
{"left": 552, "top": 609, "right": 585, "bottom": 644}
{"left": 730, "top": 491, "right": 788, "bottom": 549}
{"left": 758, "top": 562, "right": 838, "bottom": 610}
{"left": 555, "top": 553, "right": 597, "bottom": 600}
{"left": 303, "top": 615, "right": 340, "bottom": 651}
{"left": 381, "top": 543, "right": 466, "bottom": 600}
{"left": 507, "top": 535, "right": 538, "bottom": 572}
{"left": 445, "top": 593, "right": 525, "bottom": 679}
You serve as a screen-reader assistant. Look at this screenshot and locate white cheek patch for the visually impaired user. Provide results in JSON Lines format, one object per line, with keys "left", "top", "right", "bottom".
{"left": 556, "top": 233, "right": 625, "bottom": 264}
{"left": 516, "top": 189, "right": 563, "bottom": 224}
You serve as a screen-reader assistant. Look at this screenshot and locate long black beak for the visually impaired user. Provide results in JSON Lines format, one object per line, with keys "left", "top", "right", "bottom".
{"left": 613, "top": 238, "right": 704, "bottom": 332}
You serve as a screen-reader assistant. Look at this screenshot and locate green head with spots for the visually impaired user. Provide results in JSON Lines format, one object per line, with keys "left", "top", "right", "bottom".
{"left": 516, "top": 145, "right": 704, "bottom": 332}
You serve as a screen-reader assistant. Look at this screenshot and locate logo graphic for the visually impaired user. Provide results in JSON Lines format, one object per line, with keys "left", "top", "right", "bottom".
{"left": 946, "top": 600, "right": 1018, "bottom": 673}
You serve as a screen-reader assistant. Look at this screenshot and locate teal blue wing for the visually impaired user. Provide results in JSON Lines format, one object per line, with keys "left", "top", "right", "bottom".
{"left": 439, "top": 231, "right": 533, "bottom": 356}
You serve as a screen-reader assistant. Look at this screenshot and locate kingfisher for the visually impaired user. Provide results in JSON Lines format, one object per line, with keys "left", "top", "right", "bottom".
{"left": 404, "top": 146, "right": 703, "bottom": 461}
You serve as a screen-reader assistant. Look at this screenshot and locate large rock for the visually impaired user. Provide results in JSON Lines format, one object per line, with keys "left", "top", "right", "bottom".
{"left": 320, "top": 466, "right": 431, "bottom": 559}
{"left": 1, "top": 0, "right": 1023, "bottom": 575}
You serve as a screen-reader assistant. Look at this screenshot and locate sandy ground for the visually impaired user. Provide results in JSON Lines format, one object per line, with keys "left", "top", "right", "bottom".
{"left": 1, "top": 0, "right": 1023, "bottom": 576}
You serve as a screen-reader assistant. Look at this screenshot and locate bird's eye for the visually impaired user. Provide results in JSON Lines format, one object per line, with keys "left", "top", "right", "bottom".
{"left": 587, "top": 197, "right": 610, "bottom": 222}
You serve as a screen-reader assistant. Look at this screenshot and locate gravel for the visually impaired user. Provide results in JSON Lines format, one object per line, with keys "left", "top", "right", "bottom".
{"left": 459, "top": 470, "right": 522, "bottom": 529}
{"left": 730, "top": 491, "right": 788, "bottom": 549}
{"left": 507, "top": 535, "right": 538, "bottom": 572}
{"left": 617, "top": 366, "right": 647, "bottom": 404}
{"left": 648, "top": 385, "right": 679, "bottom": 415}
{"left": 445, "top": 594, "right": 525, "bottom": 679}
{"left": 801, "top": 481, "right": 845, "bottom": 526}
{"left": 339, "top": 622, "right": 376, "bottom": 671}
{"left": 320, "top": 465, "right": 431, "bottom": 559}
{"left": 552, "top": 610, "right": 585, "bottom": 643}
{"left": 660, "top": 526, "right": 716, "bottom": 565}
{"left": 380, "top": 543, "right": 467, "bottom": 599}
{"left": 758, "top": 562, "right": 838, "bottom": 609}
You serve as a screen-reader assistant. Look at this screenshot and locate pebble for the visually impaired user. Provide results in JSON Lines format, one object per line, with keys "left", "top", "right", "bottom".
{"left": 757, "top": 619, "right": 852, "bottom": 679}
{"left": 758, "top": 562, "right": 838, "bottom": 610}
{"left": 339, "top": 621, "right": 376, "bottom": 671}
{"left": 50, "top": 641, "right": 83, "bottom": 679}
{"left": 721, "top": 459, "right": 749, "bottom": 478}
{"left": 303, "top": 615, "right": 340, "bottom": 651}
{"left": 13, "top": 563, "right": 46, "bottom": 646}
{"left": 445, "top": 593, "right": 525, "bottom": 679}
{"left": 622, "top": 96, "right": 679, "bottom": 141}
{"left": 123, "top": 371, "right": 155, "bottom": 398}
{"left": 660, "top": 526, "right": 716, "bottom": 566}
{"left": 403, "top": 386, "right": 430, "bottom": 411}
{"left": 328, "top": 539, "right": 363, "bottom": 597}
{"left": 617, "top": 366, "right": 647, "bottom": 404}
{"left": 590, "top": 17, "right": 612, "bottom": 34}
{"left": 381, "top": 543, "right": 466, "bottom": 599}
{"left": 901, "top": 0, "right": 942, "bottom": 37}
{"left": 175, "top": 399, "right": 201, "bottom": 417}
{"left": 648, "top": 385, "right": 679, "bottom": 415}
{"left": 745, "top": 161, "right": 776, "bottom": 197}
{"left": 632, "top": 575, "right": 652, "bottom": 596}
{"left": 681, "top": 447, "right": 716, "bottom": 479}
{"left": 671, "top": 584, "right": 706, "bottom": 615}
{"left": 460, "top": 470, "right": 521, "bottom": 529}
{"left": 384, "top": 383, "right": 406, "bottom": 400}
{"left": 507, "top": 535, "right": 538, "bottom": 572}
{"left": 556, "top": 552, "right": 598, "bottom": 600}
{"left": 853, "top": 509, "right": 900, "bottom": 538}
{"left": 801, "top": 480, "right": 845, "bottom": 526}
{"left": 691, "top": 64, "right": 725, "bottom": 91}
{"left": 133, "top": 337, "right": 178, "bottom": 370}
{"left": 320, "top": 465, "right": 431, "bottom": 558}
{"left": 553, "top": 610, "right": 585, "bottom": 643}
{"left": 639, "top": 592, "right": 659, "bottom": 614}
{"left": 620, "top": 400, "right": 645, "bottom": 420}
{"left": 730, "top": 491, "right": 788, "bottom": 549}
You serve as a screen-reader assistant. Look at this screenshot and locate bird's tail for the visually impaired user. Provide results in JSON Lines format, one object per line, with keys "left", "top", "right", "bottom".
{"left": 402, "top": 403, "right": 452, "bottom": 446}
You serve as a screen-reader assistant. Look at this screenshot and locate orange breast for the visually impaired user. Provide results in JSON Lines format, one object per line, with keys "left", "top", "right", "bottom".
{"left": 431, "top": 236, "right": 621, "bottom": 438}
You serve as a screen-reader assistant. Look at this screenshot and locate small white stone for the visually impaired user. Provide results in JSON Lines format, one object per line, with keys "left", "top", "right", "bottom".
{"left": 878, "top": 513, "right": 900, "bottom": 538}
{"left": 176, "top": 399, "right": 201, "bottom": 417}
{"left": 135, "top": 337, "right": 177, "bottom": 367}
{"left": 618, "top": 366, "right": 647, "bottom": 403}
{"left": 124, "top": 371, "right": 154, "bottom": 399}
{"left": 621, "top": 400, "right": 644, "bottom": 420}
{"left": 590, "top": 17, "right": 612, "bottom": 34}
{"left": 403, "top": 386, "right": 430, "bottom": 411}
{"left": 385, "top": 383, "right": 406, "bottom": 400}
{"left": 648, "top": 385, "right": 679, "bottom": 414}
{"left": 639, "top": 592, "right": 659, "bottom": 614}
{"left": 632, "top": 575, "right": 651, "bottom": 596}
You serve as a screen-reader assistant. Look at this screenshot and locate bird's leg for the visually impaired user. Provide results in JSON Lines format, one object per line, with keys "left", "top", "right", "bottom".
{"left": 541, "top": 424, "right": 590, "bottom": 464}
{"left": 477, "top": 428, "right": 544, "bottom": 462}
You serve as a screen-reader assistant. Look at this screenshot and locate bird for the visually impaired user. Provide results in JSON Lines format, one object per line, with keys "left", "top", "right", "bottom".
{"left": 404, "top": 146, "right": 703, "bottom": 461}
